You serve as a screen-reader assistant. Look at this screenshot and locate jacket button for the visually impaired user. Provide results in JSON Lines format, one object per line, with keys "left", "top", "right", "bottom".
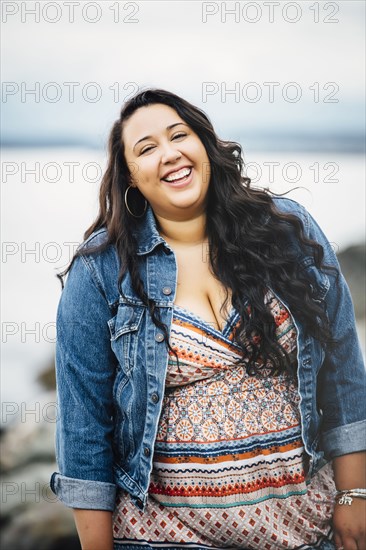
{"left": 151, "top": 392, "right": 159, "bottom": 404}
{"left": 162, "top": 286, "right": 172, "bottom": 295}
{"left": 155, "top": 332, "right": 164, "bottom": 342}
{"left": 144, "top": 447, "right": 151, "bottom": 457}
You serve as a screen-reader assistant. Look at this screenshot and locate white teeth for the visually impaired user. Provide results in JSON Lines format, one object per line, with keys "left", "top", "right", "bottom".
{"left": 164, "top": 167, "right": 191, "bottom": 182}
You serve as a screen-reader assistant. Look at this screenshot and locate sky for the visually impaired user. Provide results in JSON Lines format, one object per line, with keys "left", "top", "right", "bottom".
{"left": 1, "top": 0, "right": 365, "bottom": 150}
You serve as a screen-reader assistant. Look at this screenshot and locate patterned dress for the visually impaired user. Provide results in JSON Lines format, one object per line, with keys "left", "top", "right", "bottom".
{"left": 113, "top": 289, "right": 335, "bottom": 549}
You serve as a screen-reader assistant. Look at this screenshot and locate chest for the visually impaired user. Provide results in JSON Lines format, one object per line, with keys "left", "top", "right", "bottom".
{"left": 170, "top": 243, "right": 233, "bottom": 334}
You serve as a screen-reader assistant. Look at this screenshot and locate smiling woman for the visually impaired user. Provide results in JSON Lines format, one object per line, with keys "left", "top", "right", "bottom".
{"left": 122, "top": 104, "right": 211, "bottom": 216}
{"left": 50, "top": 89, "right": 366, "bottom": 550}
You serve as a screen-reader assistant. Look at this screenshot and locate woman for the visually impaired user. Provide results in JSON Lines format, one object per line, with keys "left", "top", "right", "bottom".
{"left": 50, "top": 89, "right": 366, "bottom": 550}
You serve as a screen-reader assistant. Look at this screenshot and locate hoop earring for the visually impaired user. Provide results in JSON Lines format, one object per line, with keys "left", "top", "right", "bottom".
{"left": 124, "top": 185, "right": 148, "bottom": 218}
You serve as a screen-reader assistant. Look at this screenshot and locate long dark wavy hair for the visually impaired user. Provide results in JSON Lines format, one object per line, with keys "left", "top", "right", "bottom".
{"left": 58, "top": 88, "right": 338, "bottom": 376}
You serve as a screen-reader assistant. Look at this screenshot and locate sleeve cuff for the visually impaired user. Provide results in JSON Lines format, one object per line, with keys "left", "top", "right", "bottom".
{"left": 321, "top": 419, "right": 366, "bottom": 459}
{"left": 50, "top": 472, "right": 117, "bottom": 511}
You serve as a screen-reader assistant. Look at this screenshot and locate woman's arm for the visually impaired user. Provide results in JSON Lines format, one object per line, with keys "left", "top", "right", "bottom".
{"left": 333, "top": 451, "right": 366, "bottom": 490}
{"left": 301, "top": 207, "right": 366, "bottom": 548}
{"left": 332, "top": 452, "right": 366, "bottom": 550}
{"left": 73, "top": 509, "right": 114, "bottom": 550}
{"left": 50, "top": 249, "right": 118, "bottom": 513}
{"left": 301, "top": 206, "right": 366, "bottom": 454}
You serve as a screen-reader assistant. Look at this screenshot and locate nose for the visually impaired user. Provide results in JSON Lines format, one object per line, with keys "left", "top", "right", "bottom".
{"left": 161, "top": 141, "right": 182, "bottom": 164}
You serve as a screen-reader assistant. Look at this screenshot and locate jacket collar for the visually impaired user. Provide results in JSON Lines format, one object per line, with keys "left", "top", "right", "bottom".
{"left": 132, "top": 204, "right": 168, "bottom": 256}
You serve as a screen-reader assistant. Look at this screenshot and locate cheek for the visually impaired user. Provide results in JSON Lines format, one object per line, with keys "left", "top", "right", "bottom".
{"left": 124, "top": 153, "right": 140, "bottom": 183}
{"left": 134, "top": 160, "right": 159, "bottom": 187}
{"left": 128, "top": 162, "right": 141, "bottom": 183}
{"left": 199, "top": 149, "right": 211, "bottom": 182}
{"left": 203, "top": 162, "right": 211, "bottom": 186}
{"left": 195, "top": 143, "right": 210, "bottom": 169}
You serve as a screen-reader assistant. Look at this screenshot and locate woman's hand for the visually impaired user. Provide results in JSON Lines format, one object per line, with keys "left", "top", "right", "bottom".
{"left": 332, "top": 452, "right": 366, "bottom": 550}
{"left": 333, "top": 498, "right": 366, "bottom": 550}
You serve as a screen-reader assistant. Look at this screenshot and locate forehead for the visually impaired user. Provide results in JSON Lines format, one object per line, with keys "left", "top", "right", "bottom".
{"left": 122, "top": 104, "right": 184, "bottom": 146}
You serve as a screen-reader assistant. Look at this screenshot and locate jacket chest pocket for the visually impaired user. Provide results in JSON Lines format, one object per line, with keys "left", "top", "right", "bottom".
{"left": 108, "top": 304, "right": 145, "bottom": 375}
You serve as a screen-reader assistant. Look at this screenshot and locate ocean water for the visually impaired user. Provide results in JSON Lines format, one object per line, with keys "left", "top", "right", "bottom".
{"left": 1, "top": 147, "right": 365, "bottom": 414}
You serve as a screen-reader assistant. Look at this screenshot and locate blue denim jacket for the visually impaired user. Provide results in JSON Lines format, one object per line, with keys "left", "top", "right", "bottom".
{"left": 50, "top": 197, "right": 366, "bottom": 512}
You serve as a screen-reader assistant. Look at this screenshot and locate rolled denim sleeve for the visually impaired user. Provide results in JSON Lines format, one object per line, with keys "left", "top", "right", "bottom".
{"left": 50, "top": 472, "right": 116, "bottom": 511}
{"left": 50, "top": 252, "right": 118, "bottom": 511}
{"left": 304, "top": 209, "right": 366, "bottom": 459}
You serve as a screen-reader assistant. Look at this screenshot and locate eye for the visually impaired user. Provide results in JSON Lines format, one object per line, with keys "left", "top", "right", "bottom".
{"left": 172, "top": 132, "right": 187, "bottom": 140}
{"left": 140, "top": 144, "right": 155, "bottom": 155}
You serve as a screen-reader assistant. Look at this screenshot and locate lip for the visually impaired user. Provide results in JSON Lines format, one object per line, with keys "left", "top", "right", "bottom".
{"left": 161, "top": 167, "right": 193, "bottom": 189}
{"left": 161, "top": 165, "right": 192, "bottom": 181}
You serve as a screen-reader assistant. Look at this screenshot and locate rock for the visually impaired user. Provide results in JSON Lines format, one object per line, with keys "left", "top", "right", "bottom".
{"left": 1, "top": 461, "right": 80, "bottom": 549}
{"left": 0, "top": 400, "right": 81, "bottom": 549}
{"left": 1, "top": 498, "right": 80, "bottom": 550}
{"left": 1, "top": 462, "right": 56, "bottom": 518}
{"left": 36, "top": 359, "right": 56, "bottom": 391}
{"left": 0, "top": 391, "right": 57, "bottom": 474}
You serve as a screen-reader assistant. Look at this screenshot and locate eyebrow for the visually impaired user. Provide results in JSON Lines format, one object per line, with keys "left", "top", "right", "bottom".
{"left": 133, "top": 122, "right": 188, "bottom": 151}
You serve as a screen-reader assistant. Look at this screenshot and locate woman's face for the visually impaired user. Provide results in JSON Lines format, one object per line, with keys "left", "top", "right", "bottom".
{"left": 122, "top": 103, "right": 211, "bottom": 219}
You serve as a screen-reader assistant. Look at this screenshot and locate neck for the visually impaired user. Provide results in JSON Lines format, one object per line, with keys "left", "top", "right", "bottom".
{"left": 155, "top": 212, "right": 207, "bottom": 246}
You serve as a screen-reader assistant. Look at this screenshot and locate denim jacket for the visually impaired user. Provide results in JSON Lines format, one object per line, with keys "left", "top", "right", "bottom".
{"left": 50, "top": 197, "right": 366, "bottom": 512}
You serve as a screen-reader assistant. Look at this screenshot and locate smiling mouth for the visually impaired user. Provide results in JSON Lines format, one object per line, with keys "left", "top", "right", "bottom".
{"left": 162, "top": 167, "right": 192, "bottom": 184}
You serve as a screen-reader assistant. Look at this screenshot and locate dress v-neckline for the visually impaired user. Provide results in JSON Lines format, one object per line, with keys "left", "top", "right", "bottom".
{"left": 172, "top": 302, "right": 238, "bottom": 339}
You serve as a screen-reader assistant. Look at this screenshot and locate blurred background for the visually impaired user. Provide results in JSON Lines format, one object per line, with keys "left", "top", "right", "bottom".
{"left": 1, "top": 1, "right": 365, "bottom": 548}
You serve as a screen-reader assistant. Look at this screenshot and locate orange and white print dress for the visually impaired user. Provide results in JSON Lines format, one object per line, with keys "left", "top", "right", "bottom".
{"left": 113, "top": 289, "right": 335, "bottom": 550}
